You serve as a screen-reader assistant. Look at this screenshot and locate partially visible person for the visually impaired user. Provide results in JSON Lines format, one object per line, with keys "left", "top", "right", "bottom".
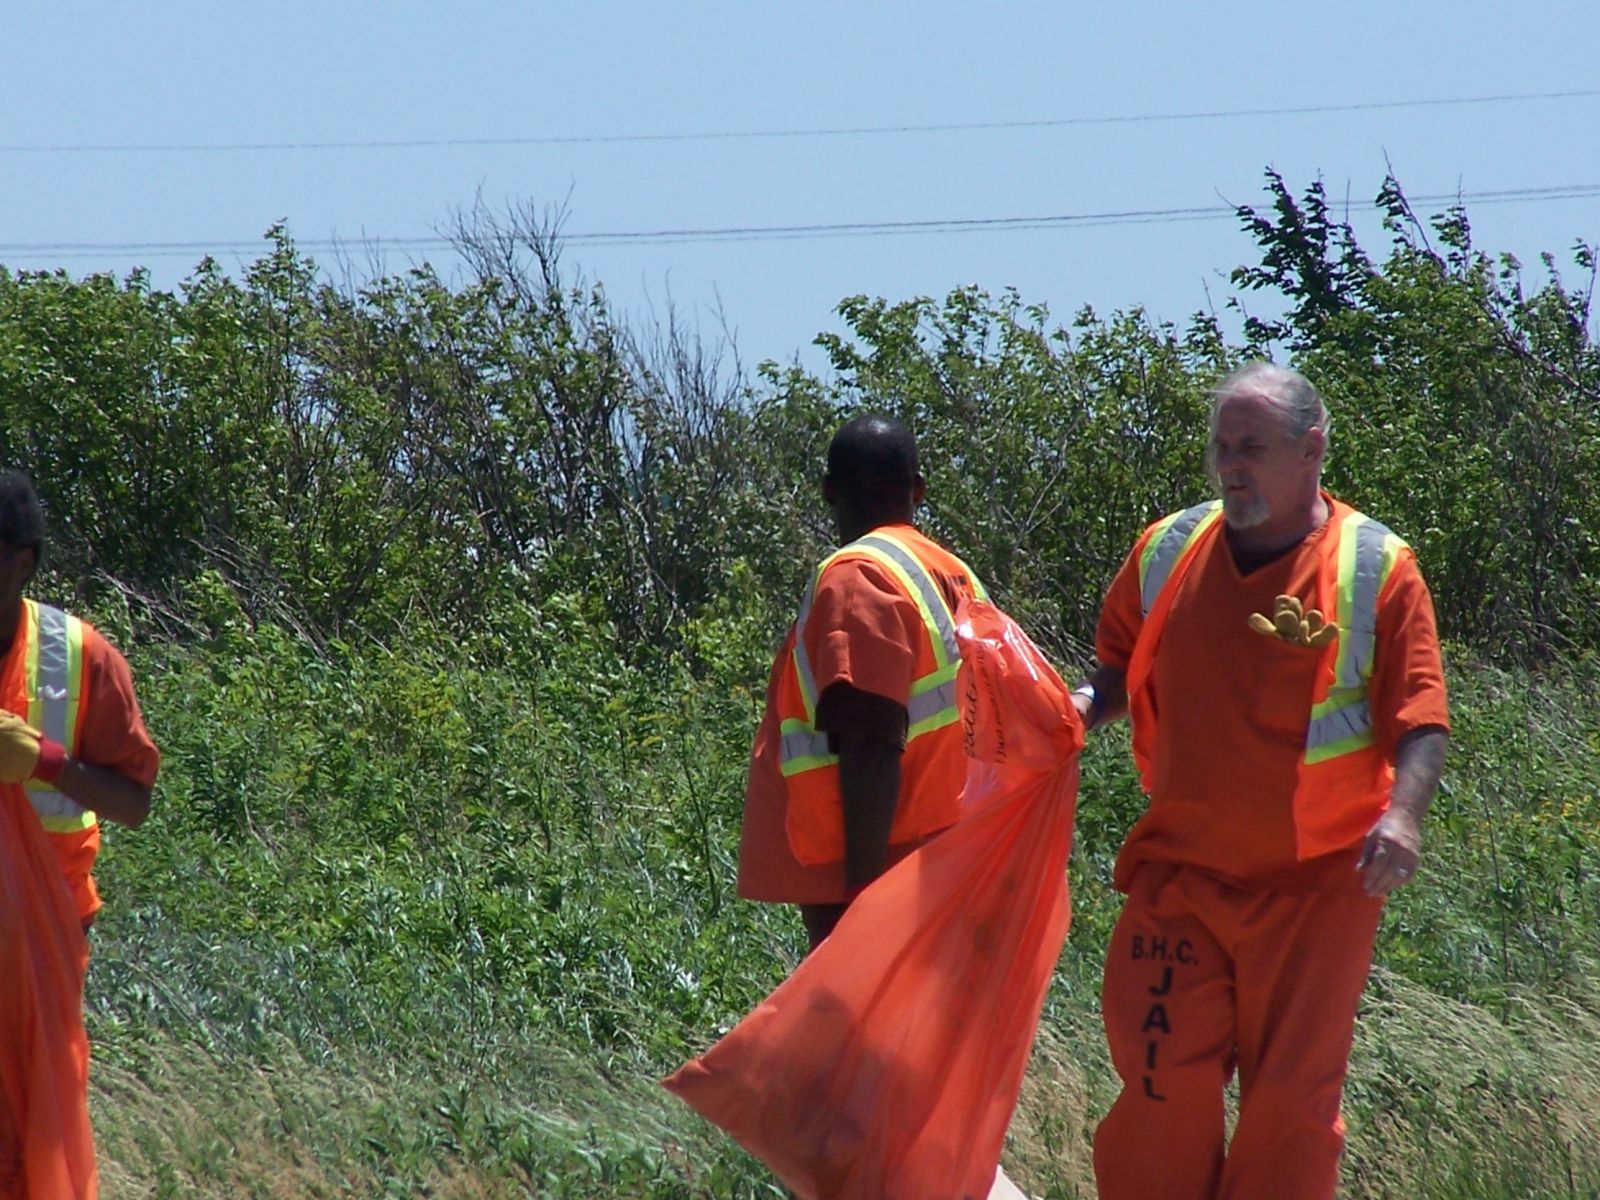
{"left": 0, "top": 470, "right": 160, "bottom": 933}
{"left": 736, "top": 415, "right": 987, "bottom": 948}
{"left": 0, "top": 469, "right": 160, "bottom": 1194}
{"left": 1074, "top": 363, "right": 1449, "bottom": 1199}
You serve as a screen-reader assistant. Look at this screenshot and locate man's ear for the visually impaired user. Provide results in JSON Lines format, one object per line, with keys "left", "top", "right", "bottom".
{"left": 822, "top": 474, "right": 838, "bottom": 505}
{"left": 911, "top": 474, "right": 927, "bottom": 506}
{"left": 1303, "top": 427, "right": 1326, "bottom": 466}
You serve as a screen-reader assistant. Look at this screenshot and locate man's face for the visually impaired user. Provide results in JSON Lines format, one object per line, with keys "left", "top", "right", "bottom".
{"left": 1208, "top": 391, "right": 1320, "bottom": 530}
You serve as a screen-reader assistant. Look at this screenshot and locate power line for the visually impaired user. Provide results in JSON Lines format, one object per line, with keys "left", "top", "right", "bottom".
{"left": 3, "top": 89, "right": 1599, "bottom": 155}
{"left": 2, "top": 184, "right": 1595, "bottom": 262}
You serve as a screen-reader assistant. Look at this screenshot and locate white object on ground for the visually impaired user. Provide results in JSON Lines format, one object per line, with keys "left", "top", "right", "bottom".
{"left": 987, "top": 1164, "right": 1032, "bottom": 1200}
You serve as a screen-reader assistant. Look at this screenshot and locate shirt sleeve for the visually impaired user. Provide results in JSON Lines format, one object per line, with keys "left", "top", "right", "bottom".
{"left": 76, "top": 626, "right": 161, "bottom": 790}
{"left": 1369, "top": 549, "right": 1450, "bottom": 760}
{"left": 1095, "top": 537, "right": 1150, "bottom": 672}
{"left": 801, "top": 556, "right": 922, "bottom": 712}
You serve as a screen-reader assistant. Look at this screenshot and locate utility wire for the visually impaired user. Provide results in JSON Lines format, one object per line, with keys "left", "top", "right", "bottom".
{"left": 2, "top": 89, "right": 1598, "bottom": 154}
{"left": 2, "top": 184, "right": 1596, "bottom": 261}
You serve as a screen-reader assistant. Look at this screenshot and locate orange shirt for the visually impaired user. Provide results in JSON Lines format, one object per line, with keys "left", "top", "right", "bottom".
{"left": 737, "top": 525, "right": 975, "bottom": 903}
{"left": 0, "top": 617, "right": 160, "bottom": 920}
{"left": 75, "top": 625, "right": 161, "bottom": 792}
{"left": 1096, "top": 499, "right": 1448, "bottom": 891}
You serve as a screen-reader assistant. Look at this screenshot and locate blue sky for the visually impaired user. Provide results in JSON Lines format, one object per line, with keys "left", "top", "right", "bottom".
{"left": 3, "top": 2, "right": 1596, "bottom": 369}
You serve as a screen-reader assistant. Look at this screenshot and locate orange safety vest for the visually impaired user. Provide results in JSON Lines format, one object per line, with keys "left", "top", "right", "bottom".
{"left": 777, "top": 526, "right": 988, "bottom": 866}
{"left": 1125, "top": 497, "right": 1409, "bottom": 860}
{"left": 2, "top": 600, "right": 97, "bottom": 880}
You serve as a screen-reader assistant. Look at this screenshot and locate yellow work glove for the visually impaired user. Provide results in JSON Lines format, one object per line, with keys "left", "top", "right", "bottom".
{"left": 1247, "top": 594, "right": 1339, "bottom": 650}
{"left": 0, "top": 712, "right": 66, "bottom": 785}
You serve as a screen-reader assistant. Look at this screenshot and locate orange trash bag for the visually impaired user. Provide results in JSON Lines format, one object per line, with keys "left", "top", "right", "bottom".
{"left": 664, "top": 600, "right": 1082, "bottom": 1200}
{"left": 0, "top": 783, "right": 97, "bottom": 1199}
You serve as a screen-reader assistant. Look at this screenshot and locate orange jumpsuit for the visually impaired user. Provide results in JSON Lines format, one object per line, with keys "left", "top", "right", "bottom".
{"left": 1092, "top": 495, "right": 1448, "bottom": 1199}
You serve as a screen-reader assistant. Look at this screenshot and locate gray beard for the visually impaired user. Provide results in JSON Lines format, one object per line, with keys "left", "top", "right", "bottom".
{"left": 1222, "top": 492, "right": 1270, "bottom": 529}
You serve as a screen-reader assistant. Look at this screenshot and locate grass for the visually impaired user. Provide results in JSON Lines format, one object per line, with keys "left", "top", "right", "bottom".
{"left": 76, "top": 615, "right": 1600, "bottom": 1197}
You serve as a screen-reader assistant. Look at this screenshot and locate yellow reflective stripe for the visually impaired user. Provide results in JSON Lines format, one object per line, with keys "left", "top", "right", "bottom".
{"left": 848, "top": 541, "right": 955, "bottom": 670}
{"left": 1305, "top": 509, "right": 1407, "bottom": 765}
{"left": 23, "top": 600, "right": 42, "bottom": 731}
{"left": 65, "top": 612, "right": 83, "bottom": 757}
{"left": 34, "top": 806, "right": 98, "bottom": 832}
{"left": 791, "top": 538, "right": 953, "bottom": 703}
{"left": 1303, "top": 730, "right": 1376, "bottom": 766}
{"left": 779, "top": 660, "right": 961, "bottom": 774}
{"left": 1137, "top": 509, "right": 1188, "bottom": 589}
{"left": 792, "top": 536, "right": 957, "bottom": 708}
{"left": 777, "top": 714, "right": 836, "bottom": 777}
{"left": 791, "top": 641, "right": 818, "bottom": 726}
{"left": 782, "top": 532, "right": 981, "bottom": 777}
{"left": 908, "top": 700, "right": 961, "bottom": 740}
{"left": 1138, "top": 502, "right": 1223, "bottom": 618}
{"left": 971, "top": 574, "right": 990, "bottom": 603}
{"left": 907, "top": 667, "right": 960, "bottom": 737}
{"left": 859, "top": 531, "right": 984, "bottom": 626}
{"left": 1332, "top": 515, "right": 1363, "bottom": 690}
{"left": 20, "top": 600, "right": 95, "bottom": 829}
{"left": 1333, "top": 513, "right": 1409, "bottom": 691}
{"left": 789, "top": 557, "right": 830, "bottom": 725}
{"left": 908, "top": 659, "right": 958, "bottom": 698}
{"left": 1304, "top": 693, "right": 1375, "bottom": 764}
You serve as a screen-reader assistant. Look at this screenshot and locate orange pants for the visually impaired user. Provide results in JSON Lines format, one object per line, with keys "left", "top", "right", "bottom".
{"left": 1093, "top": 863, "right": 1383, "bottom": 1200}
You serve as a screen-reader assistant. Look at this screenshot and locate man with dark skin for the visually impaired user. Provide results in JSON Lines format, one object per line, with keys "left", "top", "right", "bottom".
{"left": 0, "top": 470, "right": 159, "bottom": 925}
{"left": 0, "top": 560, "right": 155, "bottom": 840}
{"left": 0, "top": 470, "right": 160, "bottom": 1189}
{"left": 736, "top": 416, "right": 986, "bottom": 948}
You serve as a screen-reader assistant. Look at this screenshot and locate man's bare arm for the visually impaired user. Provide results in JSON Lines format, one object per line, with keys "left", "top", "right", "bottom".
{"left": 1357, "top": 725, "right": 1448, "bottom": 896}
{"left": 836, "top": 730, "right": 902, "bottom": 891}
{"left": 54, "top": 758, "right": 152, "bottom": 828}
{"left": 1071, "top": 664, "right": 1129, "bottom": 731}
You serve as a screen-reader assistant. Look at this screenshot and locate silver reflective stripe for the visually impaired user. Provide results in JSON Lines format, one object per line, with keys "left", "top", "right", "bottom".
{"left": 781, "top": 729, "right": 834, "bottom": 762}
{"left": 907, "top": 676, "right": 958, "bottom": 727}
{"left": 855, "top": 533, "right": 960, "bottom": 661}
{"left": 782, "top": 533, "right": 977, "bottom": 774}
{"left": 1141, "top": 502, "right": 1220, "bottom": 618}
{"left": 790, "top": 572, "right": 824, "bottom": 716}
{"left": 29, "top": 787, "right": 81, "bottom": 820}
{"left": 791, "top": 625, "right": 820, "bottom": 716}
{"left": 34, "top": 603, "right": 70, "bottom": 746}
{"left": 1336, "top": 518, "right": 1394, "bottom": 691}
{"left": 790, "top": 531, "right": 967, "bottom": 714}
{"left": 26, "top": 602, "right": 88, "bottom": 823}
{"left": 1306, "top": 699, "right": 1372, "bottom": 750}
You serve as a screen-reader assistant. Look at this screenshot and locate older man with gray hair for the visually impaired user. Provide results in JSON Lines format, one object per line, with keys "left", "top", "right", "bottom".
{"left": 1071, "top": 362, "right": 1450, "bottom": 1198}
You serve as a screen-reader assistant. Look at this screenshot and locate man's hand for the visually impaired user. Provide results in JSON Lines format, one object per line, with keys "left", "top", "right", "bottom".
{"left": 1356, "top": 806, "right": 1422, "bottom": 897}
{"left": 0, "top": 712, "right": 64, "bottom": 786}
{"left": 1070, "top": 689, "right": 1095, "bottom": 725}
{"left": 1358, "top": 726, "right": 1448, "bottom": 899}
{"left": 1071, "top": 665, "right": 1128, "bottom": 732}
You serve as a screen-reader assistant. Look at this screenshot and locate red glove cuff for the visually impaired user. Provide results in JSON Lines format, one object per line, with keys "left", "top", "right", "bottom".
{"left": 34, "top": 737, "right": 67, "bottom": 783}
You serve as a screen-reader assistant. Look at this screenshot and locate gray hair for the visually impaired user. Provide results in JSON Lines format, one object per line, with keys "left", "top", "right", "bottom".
{"left": 1211, "top": 361, "right": 1331, "bottom": 455}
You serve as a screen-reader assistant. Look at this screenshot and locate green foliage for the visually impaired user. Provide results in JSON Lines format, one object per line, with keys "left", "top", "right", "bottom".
{"left": 1232, "top": 171, "right": 1600, "bottom": 661}
{"left": 84, "top": 620, "right": 1600, "bottom": 1197}
{"left": 3, "top": 172, "right": 1596, "bottom": 1193}
{"left": 6, "top": 174, "right": 1596, "bottom": 665}
{"left": 805, "top": 287, "right": 1227, "bottom": 658}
